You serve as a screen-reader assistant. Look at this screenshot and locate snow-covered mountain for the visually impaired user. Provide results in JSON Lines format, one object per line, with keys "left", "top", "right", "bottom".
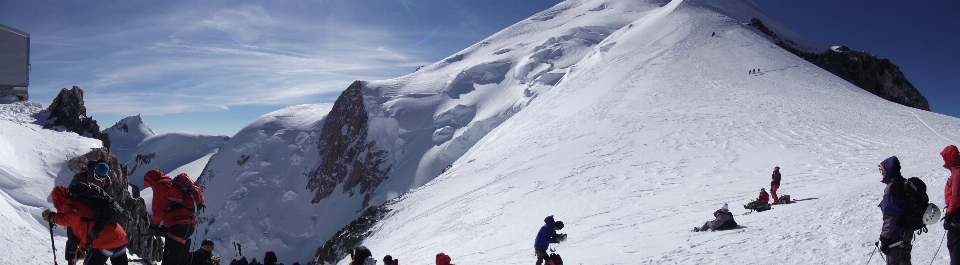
{"left": 0, "top": 0, "right": 956, "bottom": 264}
{"left": 103, "top": 115, "right": 157, "bottom": 161}
{"left": 104, "top": 115, "right": 228, "bottom": 188}
{"left": 0, "top": 102, "right": 102, "bottom": 265}
{"left": 195, "top": 0, "right": 956, "bottom": 264}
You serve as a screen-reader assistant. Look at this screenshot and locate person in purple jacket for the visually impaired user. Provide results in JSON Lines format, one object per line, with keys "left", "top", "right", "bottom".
{"left": 534, "top": 215, "right": 564, "bottom": 265}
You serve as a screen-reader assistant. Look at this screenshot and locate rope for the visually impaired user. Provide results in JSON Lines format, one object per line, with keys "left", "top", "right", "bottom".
{"left": 866, "top": 244, "right": 877, "bottom": 265}
{"left": 930, "top": 230, "right": 947, "bottom": 265}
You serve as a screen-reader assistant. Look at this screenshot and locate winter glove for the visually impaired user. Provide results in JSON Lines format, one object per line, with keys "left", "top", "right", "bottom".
{"left": 42, "top": 209, "right": 55, "bottom": 223}
{"left": 876, "top": 241, "right": 890, "bottom": 255}
{"left": 945, "top": 213, "right": 953, "bottom": 230}
{"left": 147, "top": 224, "right": 160, "bottom": 235}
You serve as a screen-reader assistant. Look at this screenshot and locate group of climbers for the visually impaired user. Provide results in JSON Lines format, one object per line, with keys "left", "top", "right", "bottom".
{"left": 42, "top": 164, "right": 207, "bottom": 265}
{"left": 43, "top": 146, "right": 960, "bottom": 265}
{"left": 695, "top": 166, "right": 788, "bottom": 232}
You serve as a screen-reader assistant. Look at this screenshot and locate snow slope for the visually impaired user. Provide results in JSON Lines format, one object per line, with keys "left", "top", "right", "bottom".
{"left": 124, "top": 132, "right": 227, "bottom": 187}
{"left": 196, "top": 1, "right": 673, "bottom": 263}
{"left": 193, "top": 0, "right": 959, "bottom": 264}
{"left": 0, "top": 102, "right": 103, "bottom": 265}
{"left": 196, "top": 104, "right": 334, "bottom": 262}
{"left": 355, "top": 0, "right": 960, "bottom": 264}
{"left": 104, "top": 115, "right": 228, "bottom": 188}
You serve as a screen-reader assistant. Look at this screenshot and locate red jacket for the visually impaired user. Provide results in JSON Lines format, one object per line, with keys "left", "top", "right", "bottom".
{"left": 759, "top": 190, "right": 769, "bottom": 204}
{"left": 943, "top": 146, "right": 960, "bottom": 214}
{"left": 144, "top": 170, "right": 195, "bottom": 226}
{"left": 50, "top": 186, "right": 128, "bottom": 250}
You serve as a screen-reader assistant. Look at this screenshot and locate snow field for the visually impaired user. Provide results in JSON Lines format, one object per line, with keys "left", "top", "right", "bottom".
{"left": 357, "top": 0, "right": 960, "bottom": 264}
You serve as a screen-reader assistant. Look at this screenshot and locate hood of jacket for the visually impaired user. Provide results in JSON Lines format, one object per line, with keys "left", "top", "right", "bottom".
{"left": 143, "top": 169, "right": 166, "bottom": 189}
{"left": 436, "top": 252, "right": 453, "bottom": 265}
{"left": 543, "top": 215, "right": 556, "bottom": 229}
{"left": 942, "top": 145, "right": 960, "bottom": 170}
{"left": 880, "top": 156, "right": 902, "bottom": 184}
{"left": 51, "top": 186, "right": 70, "bottom": 211}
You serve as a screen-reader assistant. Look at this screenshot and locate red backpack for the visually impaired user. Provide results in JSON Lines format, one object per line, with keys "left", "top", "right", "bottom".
{"left": 168, "top": 173, "right": 205, "bottom": 212}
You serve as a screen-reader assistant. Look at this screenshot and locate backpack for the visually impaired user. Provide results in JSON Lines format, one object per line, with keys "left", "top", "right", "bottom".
{"left": 67, "top": 183, "right": 125, "bottom": 248}
{"left": 168, "top": 173, "right": 205, "bottom": 212}
{"left": 548, "top": 253, "right": 563, "bottom": 265}
{"left": 898, "top": 177, "right": 930, "bottom": 233}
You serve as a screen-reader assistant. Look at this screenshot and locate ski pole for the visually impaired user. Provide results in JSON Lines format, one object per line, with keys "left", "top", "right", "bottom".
{"left": 865, "top": 245, "right": 876, "bottom": 265}
{"left": 49, "top": 220, "right": 59, "bottom": 265}
{"left": 874, "top": 241, "right": 886, "bottom": 263}
{"left": 930, "top": 230, "right": 947, "bottom": 265}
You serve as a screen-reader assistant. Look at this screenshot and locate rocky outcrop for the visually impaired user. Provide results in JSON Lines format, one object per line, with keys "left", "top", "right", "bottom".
{"left": 305, "top": 81, "right": 391, "bottom": 208}
{"left": 748, "top": 18, "right": 929, "bottom": 111}
{"left": 46, "top": 86, "right": 112, "bottom": 149}
{"left": 68, "top": 147, "right": 163, "bottom": 262}
{"left": 309, "top": 205, "right": 391, "bottom": 265}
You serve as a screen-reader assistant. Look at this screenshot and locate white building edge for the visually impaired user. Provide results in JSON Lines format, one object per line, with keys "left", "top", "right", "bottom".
{"left": 0, "top": 23, "right": 30, "bottom": 101}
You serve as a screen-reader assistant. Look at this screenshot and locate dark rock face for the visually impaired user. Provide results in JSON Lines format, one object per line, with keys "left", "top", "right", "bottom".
{"left": 46, "top": 86, "right": 113, "bottom": 148}
{"left": 305, "top": 81, "right": 391, "bottom": 207}
{"left": 748, "top": 18, "right": 930, "bottom": 111}
{"left": 309, "top": 205, "right": 391, "bottom": 265}
{"left": 68, "top": 147, "right": 163, "bottom": 262}
{"left": 129, "top": 153, "right": 157, "bottom": 176}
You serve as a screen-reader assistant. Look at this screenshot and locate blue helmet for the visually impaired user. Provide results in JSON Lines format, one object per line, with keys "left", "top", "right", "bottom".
{"left": 94, "top": 162, "right": 110, "bottom": 179}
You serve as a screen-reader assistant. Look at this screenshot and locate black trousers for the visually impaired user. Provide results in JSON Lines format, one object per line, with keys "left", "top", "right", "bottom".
{"left": 85, "top": 246, "right": 128, "bottom": 265}
{"left": 885, "top": 232, "right": 913, "bottom": 265}
{"left": 65, "top": 228, "right": 80, "bottom": 264}
{"left": 949, "top": 227, "right": 960, "bottom": 265}
{"left": 162, "top": 224, "right": 195, "bottom": 265}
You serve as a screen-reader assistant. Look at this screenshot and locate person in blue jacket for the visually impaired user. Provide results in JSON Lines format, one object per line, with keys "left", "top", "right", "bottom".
{"left": 534, "top": 215, "right": 564, "bottom": 265}
{"left": 878, "top": 156, "right": 912, "bottom": 265}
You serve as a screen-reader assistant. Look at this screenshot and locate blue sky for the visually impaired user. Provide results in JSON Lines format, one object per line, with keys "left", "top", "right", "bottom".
{"left": 1, "top": 0, "right": 956, "bottom": 136}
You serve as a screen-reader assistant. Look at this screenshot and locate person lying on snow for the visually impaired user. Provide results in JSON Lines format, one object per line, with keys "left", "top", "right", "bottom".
{"left": 695, "top": 203, "right": 738, "bottom": 232}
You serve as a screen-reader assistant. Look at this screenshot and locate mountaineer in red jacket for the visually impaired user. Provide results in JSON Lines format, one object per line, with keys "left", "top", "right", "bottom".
{"left": 144, "top": 169, "right": 196, "bottom": 265}
{"left": 43, "top": 186, "right": 129, "bottom": 265}
{"left": 942, "top": 145, "right": 960, "bottom": 265}
{"left": 759, "top": 188, "right": 770, "bottom": 205}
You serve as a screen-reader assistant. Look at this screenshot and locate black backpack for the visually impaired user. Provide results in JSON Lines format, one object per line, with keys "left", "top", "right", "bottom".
{"left": 549, "top": 253, "right": 563, "bottom": 265}
{"left": 898, "top": 177, "right": 930, "bottom": 233}
{"left": 68, "top": 182, "right": 125, "bottom": 246}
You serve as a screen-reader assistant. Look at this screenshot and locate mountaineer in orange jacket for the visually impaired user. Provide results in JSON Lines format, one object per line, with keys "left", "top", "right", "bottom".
{"left": 43, "top": 186, "right": 129, "bottom": 265}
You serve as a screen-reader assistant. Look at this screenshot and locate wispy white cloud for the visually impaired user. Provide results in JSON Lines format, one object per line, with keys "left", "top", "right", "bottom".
{"left": 30, "top": 2, "right": 434, "bottom": 117}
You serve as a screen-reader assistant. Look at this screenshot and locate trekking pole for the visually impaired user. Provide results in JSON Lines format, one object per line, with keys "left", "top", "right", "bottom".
{"left": 49, "top": 221, "right": 59, "bottom": 265}
{"left": 929, "top": 230, "right": 947, "bottom": 265}
{"left": 865, "top": 245, "right": 876, "bottom": 265}
{"left": 874, "top": 242, "right": 886, "bottom": 263}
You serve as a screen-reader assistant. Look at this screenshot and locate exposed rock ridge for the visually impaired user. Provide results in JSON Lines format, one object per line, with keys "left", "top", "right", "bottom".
{"left": 309, "top": 205, "right": 391, "bottom": 265}
{"left": 46, "top": 86, "right": 113, "bottom": 149}
{"left": 68, "top": 148, "right": 163, "bottom": 262}
{"left": 305, "top": 81, "right": 391, "bottom": 208}
{"left": 748, "top": 18, "right": 930, "bottom": 111}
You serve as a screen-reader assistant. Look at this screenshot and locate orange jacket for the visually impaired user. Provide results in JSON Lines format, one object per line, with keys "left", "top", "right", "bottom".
{"left": 50, "top": 186, "right": 128, "bottom": 250}
{"left": 943, "top": 146, "right": 960, "bottom": 214}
